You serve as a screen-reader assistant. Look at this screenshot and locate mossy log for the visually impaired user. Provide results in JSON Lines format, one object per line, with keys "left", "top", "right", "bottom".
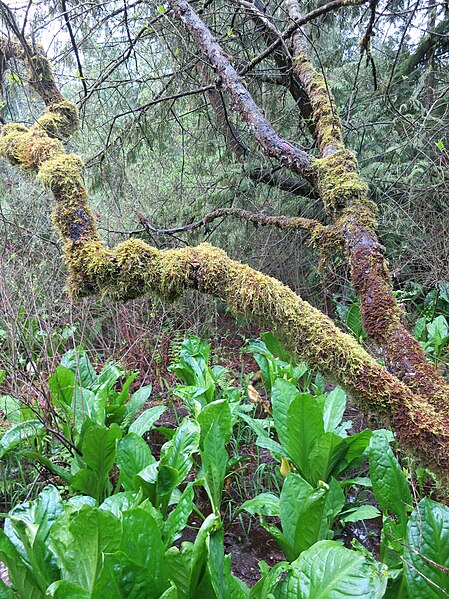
{"left": 1, "top": 95, "right": 449, "bottom": 478}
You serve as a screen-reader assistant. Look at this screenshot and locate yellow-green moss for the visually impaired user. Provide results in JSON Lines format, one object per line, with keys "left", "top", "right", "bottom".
{"left": 312, "top": 149, "right": 369, "bottom": 213}
{"left": 0, "top": 123, "right": 64, "bottom": 171}
{"left": 294, "top": 52, "right": 343, "bottom": 155}
{"left": 35, "top": 100, "right": 79, "bottom": 139}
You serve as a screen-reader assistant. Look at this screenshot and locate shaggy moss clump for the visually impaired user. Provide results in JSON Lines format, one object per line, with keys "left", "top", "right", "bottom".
{"left": 313, "top": 149, "right": 369, "bottom": 213}
{"left": 35, "top": 100, "right": 79, "bottom": 139}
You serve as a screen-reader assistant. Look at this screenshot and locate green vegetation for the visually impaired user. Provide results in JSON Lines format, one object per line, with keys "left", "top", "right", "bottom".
{"left": 0, "top": 0, "right": 449, "bottom": 595}
{"left": 1, "top": 335, "right": 448, "bottom": 596}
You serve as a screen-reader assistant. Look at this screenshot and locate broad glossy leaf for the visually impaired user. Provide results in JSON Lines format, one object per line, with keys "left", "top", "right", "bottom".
{"left": 71, "top": 468, "right": 99, "bottom": 497}
{"left": 124, "top": 385, "right": 153, "bottom": 421}
{"left": 163, "top": 485, "right": 195, "bottom": 547}
{"left": 322, "top": 387, "right": 346, "bottom": 432}
{"left": 46, "top": 580, "right": 90, "bottom": 598}
{"left": 100, "top": 492, "right": 142, "bottom": 517}
{"left": 0, "top": 395, "right": 22, "bottom": 424}
{"left": 48, "top": 366, "right": 75, "bottom": 407}
{"left": 261, "top": 332, "right": 291, "bottom": 362}
{"left": 115, "top": 372, "right": 140, "bottom": 405}
{"left": 160, "top": 418, "right": 200, "bottom": 484}
{"left": 333, "top": 429, "right": 372, "bottom": 477}
{"left": 157, "top": 465, "right": 179, "bottom": 497}
{"left": 291, "top": 540, "right": 387, "bottom": 598}
{"left": 197, "top": 399, "right": 232, "bottom": 444}
{"left": 278, "top": 473, "right": 330, "bottom": 558}
{"left": 201, "top": 423, "right": 227, "bottom": 512}
{"left": 271, "top": 378, "right": 300, "bottom": 449}
{"left": 320, "top": 478, "right": 345, "bottom": 536}
{"left": 404, "top": 498, "right": 449, "bottom": 598}
{"left": 339, "top": 505, "right": 381, "bottom": 524}
{"left": 0, "top": 529, "right": 43, "bottom": 599}
{"left": 0, "top": 579, "right": 15, "bottom": 599}
{"left": 117, "top": 433, "right": 154, "bottom": 491}
{"left": 92, "top": 551, "right": 167, "bottom": 599}
{"left": 121, "top": 509, "right": 167, "bottom": 585}
{"left": 49, "top": 507, "right": 121, "bottom": 592}
{"left": 238, "top": 493, "right": 280, "bottom": 518}
{"left": 165, "top": 543, "right": 194, "bottom": 598}
{"left": 129, "top": 405, "right": 166, "bottom": 437}
{"left": 61, "top": 348, "right": 97, "bottom": 389}
{"left": 307, "top": 432, "right": 347, "bottom": 485}
{"left": 369, "top": 435, "right": 412, "bottom": 523}
{"left": 72, "top": 387, "right": 101, "bottom": 433}
{"left": 189, "top": 514, "right": 221, "bottom": 595}
{"left": 427, "top": 315, "right": 448, "bottom": 340}
{"left": 82, "top": 423, "right": 122, "bottom": 497}
{"left": 285, "top": 394, "right": 324, "bottom": 481}
{"left": 0, "top": 420, "right": 45, "bottom": 459}
{"left": 8, "top": 485, "right": 63, "bottom": 589}
{"left": 208, "top": 523, "right": 225, "bottom": 599}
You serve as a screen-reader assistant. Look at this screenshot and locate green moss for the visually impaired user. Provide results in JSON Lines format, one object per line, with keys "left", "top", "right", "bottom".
{"left": 294, "top": 52, "right": 343, "bottom": 154}
{"left": 0, "top": 123, "right": 64, "bottom": 171}
{"left": 35, "top": 100, "right": 79, "bottom": 139}
{"left": 313, "top": 149, "right": 369, "bottom": 213}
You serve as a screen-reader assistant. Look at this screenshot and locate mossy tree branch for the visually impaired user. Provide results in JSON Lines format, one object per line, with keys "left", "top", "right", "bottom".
{"left": 167, "top": 0, "right": 314, "bottom": 181}
{"left": 285, "top": 0, "right": 449, "bottom": 408}
{"left": 135, "top": 208, "right": 325, "bottom": 237}
{"left": 1, "top": 40, "right": 449, "bottom": 478}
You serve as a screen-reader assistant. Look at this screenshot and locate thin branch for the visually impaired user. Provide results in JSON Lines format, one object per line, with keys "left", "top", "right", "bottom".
{"left": 168, "top": 0, "right": 314, "bottom": 181}
{"left": 135, "top": 207, "right": 325, "bottom": 236}
{"left": 240, "top": 0, "right": 369, "bottom": 76}
{"left": 60, "top": 0, "right": 88, "bottom": 98}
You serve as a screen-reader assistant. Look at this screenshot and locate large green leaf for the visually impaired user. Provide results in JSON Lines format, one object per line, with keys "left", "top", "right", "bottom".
{"left": 8, "top": 485, "right": 63, "bottom": 591}
{"left": 61, "top": 348, "right": 97, "bottom": 389}
{"left": 123, "top": 385, "right": 153, "bottom": 421}
{"left": 189, "top": 514, "right": 221, "bottom": 597}
{"left": 71, "top": 468, "right": 99, "bottom": 498}
{"left": 335, "top": 429, "right": 372, "bottom": 475}
{"left": 285, "top": 394, "right": 324, "bottom": 482}
{"left": 0, "top": 529, "right": 43, "bottom": 599}
{"left": 81, "top": 423, "right": 122, "bottom": 500}
{"left": 307, "top": 432, "right": 347, "bottom": 485}
{"left": 197, "top": 399, "right": 232, "bottom": 444}
{"left": 46, "top": 581, "right": 90, "bottom": 598}
{"left": 120, "top": 508, "right": 168, "bottom": 590}
{"left": 160, "top": 418, "right": 200, "bottom": 487}
{"left": 100, "top": 491, "right": 142, "bottom": 517}
{"left": 238, "top": 493, "right": 280, "bottom": 518}
{"left": 0, "top": 420, "right": 46, "bottom": 459}
{"left": 271, "top": 378, "right": 300, "bottom": 449}
{"left": 369, "top": 435, "right": 412, "bottom": 523}
{"left": 117, "top": 433, "right": 154, "bottom": 491}
{"left": 49, "top": 507, "right": 121, "bottom": 592}
{"left": 0, "top": 395, "right": 22, "bottom": 424}
{"left": 287, "top": 540, "right": 387, "bottom": 598}
{"left": 83, "top": 423, "right": 122, "bottom": 475}
{"left": 163, "top": 485, "right": 195, "bottom": 547}
{"left": 322, "top": 387, "right": 346, "bottom": 433}
{"left": 404, "top": 498, "right": 449, "bottom": 598}
{"left": 128, "top": 405, "right": 166, "bottom": 437}
{"left": 0, "top": 579, "right": 15, "bottom": 599}
{"left": 280, "top": 473, "right": 328, "bottom": 558}
{"left": 201, "top": 423, "right": 227, "bottom": 513}
{"left": 92, "top": 551, "right": 165, "bottom": 599}
{"left": 48, "top": 366, "right": 75, "bottom": 407}
{"left": 165, "top": 543, "right": 194, "bottom": 598}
